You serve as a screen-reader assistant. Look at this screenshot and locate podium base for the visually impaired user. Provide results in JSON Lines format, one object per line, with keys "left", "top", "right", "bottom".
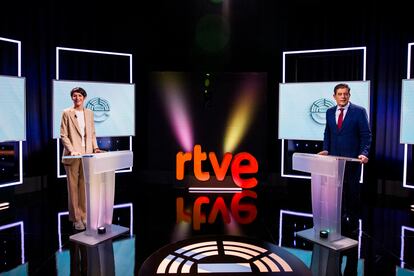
{"left": 296, "top": 228, "right": 358, "bottom": 251}
{"left": 70, "top": 224, "right": 129, "bottom": 246}
{"left": 297, "top": 228, "right": 358, "bottom": 276}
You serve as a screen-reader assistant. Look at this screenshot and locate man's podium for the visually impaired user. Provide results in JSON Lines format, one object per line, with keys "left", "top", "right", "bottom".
{"left": 65, "top": 150, "right": 133, "bottom": 246}
{"left": 292, "top": 153, "right": 359, "bottom": 276}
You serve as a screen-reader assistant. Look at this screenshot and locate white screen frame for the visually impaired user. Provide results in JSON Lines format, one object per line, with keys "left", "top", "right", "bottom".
{"left": 0, "top": 221, "right": 25, "bottom": 264}
{"left": 281, "top": 46, "right": 367, "bottom": 180}
{"left": 400, "top": 225, "right": 414, "bottom": 268}
{"left": 55, "top": 47, "right": 133, "bottom": 178}
{"left": 402, "top": 43, "right": 414, "bottom": 188}
{"left": 0, "top": 36, "right": 23, "bottom": 188}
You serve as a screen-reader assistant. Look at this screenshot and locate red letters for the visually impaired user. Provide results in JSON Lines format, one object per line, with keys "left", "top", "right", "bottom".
{"left": 176, "top": 144, "right": 258, "bottom": 188}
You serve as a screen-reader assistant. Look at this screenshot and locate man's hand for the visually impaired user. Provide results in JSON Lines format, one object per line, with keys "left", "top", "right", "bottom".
{"left": 70, "top": 151, "right": 81, "bottom": 156}
{"left": 358, "top": 155, "right": 369, "bottom": 164}
{"left": 318, "top": 150, "right": 329, "bottom": 155}
{"left": 94, "top": 148, "right": 101, "bottom": 153}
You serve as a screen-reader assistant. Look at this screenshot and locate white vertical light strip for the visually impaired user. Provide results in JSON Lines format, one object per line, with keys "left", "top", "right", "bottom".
{"left": 282, "top": 52, "right": 287, "bottom": 84}
{"left": 407, "top": 43, "right": 413, "bottom": 79}
{"left": 0, "top": 37, "right": 24, "bottom": 187}
{"left": 116, "top": 136, "right": 133, "bottom": 173}
{"left": 403, "top": 144, "right": 411, "bottom": 188}
{"left": 56, "top": 141, "right": 64, "bottom": 178}
{"left": 358, "top": 219, "right": 362, "bottom": 259}
{"left": 55, "top": 47, "right": 134, "bottom": 178}
{"left": 400, "top": 225, "right": 414, "bottom": 268}
{"left": 359, "top": 164, "right": 364, "bottom": 184}
{"left": 56, "top": 47, "right": 60, "bottom": 80}
{"left": 362, "top": 47, "right": 367, "bottom": 81}
{"left": 18, "top": 141, "right": 23, "bottom": 184}
{"left": 129, "top": 54, "right": 133, "bottom": 84}
{"left": 403, "top": 43, "right": 414, "bottom": 188}
{"left": 20, "top": 221, "right": 25, "bottom": 264}
{"left": 129, "top": 53, "right": 133, "bottom": 171}
{"left": 278, "top": 209, "right": 313, "bottom": 246}
{"left": 281, "top": 46, "right": 367, "bottom": 180}
{"left": 113, "top": 203, "right": 134, "bottom": 236}
{"left": 17, "top": 38, "right": 23, "bottom": 186}
{"left": 0, "top": 221, "right": 25, "bottom": 264}
{"left": 57, "top": 211, "right": 68, "bottom": 250}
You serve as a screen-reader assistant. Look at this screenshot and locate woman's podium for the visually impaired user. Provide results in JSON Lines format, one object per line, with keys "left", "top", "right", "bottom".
{"left": 292, "top": 153, "right": 359, "bottom": 276}
{"left": 66, "top": 150, "right": 133, "bottom": 246}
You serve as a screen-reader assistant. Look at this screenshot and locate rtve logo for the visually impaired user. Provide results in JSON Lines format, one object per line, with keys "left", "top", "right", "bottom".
{"left": 176, "top": 144, "right": 259, "bottom": 188}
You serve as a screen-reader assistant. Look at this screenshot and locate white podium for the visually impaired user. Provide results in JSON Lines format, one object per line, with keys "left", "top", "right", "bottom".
{"left": 292, "top": 153, "right": 359, "bottom": 276}
{"left": 66, "top": 150, "right": 133, "bottom": 246}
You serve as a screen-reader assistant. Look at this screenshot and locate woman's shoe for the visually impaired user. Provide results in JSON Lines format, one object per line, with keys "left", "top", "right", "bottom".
{"left": 73, "top": 220, "right": 85, "bottom": 231}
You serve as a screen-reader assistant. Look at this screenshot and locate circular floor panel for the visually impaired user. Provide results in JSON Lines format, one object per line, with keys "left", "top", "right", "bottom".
{"left": 139, "top": 235, "right": 311, "bottom": 275}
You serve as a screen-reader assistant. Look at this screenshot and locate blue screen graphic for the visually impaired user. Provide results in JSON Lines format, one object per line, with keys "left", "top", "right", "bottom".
{"left": 52, "top": 80, "right": 135, "bottom": 138}
{"left": 400, "top": 79, "right": 414, "bottom": 144}
{"left": 0, "top": 75, "right": 26, "bottom": 142}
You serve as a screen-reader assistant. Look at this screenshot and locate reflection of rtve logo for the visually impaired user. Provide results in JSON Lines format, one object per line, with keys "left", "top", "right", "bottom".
{"left": 176, "top": 144, "right": 259, "bottom": 188}
{"left": 177, "top": 190, "right": 257, "bottom": 230}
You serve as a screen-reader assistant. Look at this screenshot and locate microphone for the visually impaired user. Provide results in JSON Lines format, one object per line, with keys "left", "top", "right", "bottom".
{"left": 74, "top": 114, "right": 77, "bottom": 118}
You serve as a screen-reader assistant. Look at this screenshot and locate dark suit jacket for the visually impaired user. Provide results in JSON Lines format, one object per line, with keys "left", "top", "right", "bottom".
{"left": 323, "top": 102, "right": 372, "bottom": 158}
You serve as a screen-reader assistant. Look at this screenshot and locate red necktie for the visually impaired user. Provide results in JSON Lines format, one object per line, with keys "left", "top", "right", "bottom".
{"left": 338, "top": 108, "right": 344, "bottom": 130}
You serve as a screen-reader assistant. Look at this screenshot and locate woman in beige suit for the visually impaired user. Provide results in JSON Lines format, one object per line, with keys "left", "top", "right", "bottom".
{"left": 60, "top": 87, "right": 101, "bottom": 230}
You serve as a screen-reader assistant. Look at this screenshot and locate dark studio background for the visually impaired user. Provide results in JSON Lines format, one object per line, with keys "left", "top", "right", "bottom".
{"left": 1, "top": 0, "right": 414, "bottom": 274}
{"left": 0, "top": 0, "right": 412, "bottom": 196}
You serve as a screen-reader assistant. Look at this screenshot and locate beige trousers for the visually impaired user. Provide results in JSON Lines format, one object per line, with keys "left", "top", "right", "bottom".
{"left": 64, "top": 158, "right": 86, "bottom": 223}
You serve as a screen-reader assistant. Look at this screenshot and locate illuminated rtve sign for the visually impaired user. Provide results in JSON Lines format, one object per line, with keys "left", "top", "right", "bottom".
{"left": 176, "top": 145, "right": 259, "bottom": 230}
{"left": 176, "top": 144, "right": 258, "bottom": 189}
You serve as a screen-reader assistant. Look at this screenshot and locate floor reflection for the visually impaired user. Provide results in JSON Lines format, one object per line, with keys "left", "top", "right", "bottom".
{"left": 0, "top": 181, "right": 413, "bottom": 275}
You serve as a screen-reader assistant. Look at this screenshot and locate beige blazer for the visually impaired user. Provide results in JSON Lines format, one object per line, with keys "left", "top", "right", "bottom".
{"left": 60, "top": 107, "right": 98, "bottom": 165}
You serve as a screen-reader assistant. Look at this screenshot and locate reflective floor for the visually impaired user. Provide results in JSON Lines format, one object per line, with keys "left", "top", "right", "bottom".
{"left": 0, "top": 175, "right": 414, "bottom": 275}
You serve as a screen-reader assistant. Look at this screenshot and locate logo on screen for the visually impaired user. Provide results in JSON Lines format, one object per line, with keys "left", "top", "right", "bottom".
{"left": 310, "top": 98, "right": 335, "bottom": 125}
{"left": 86, "top": 97, "right": 110, "bottom": 123}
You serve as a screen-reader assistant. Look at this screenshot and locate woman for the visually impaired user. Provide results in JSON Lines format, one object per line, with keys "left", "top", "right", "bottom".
{"left": 60, "top": 87, "right": 101, "bottom": 230}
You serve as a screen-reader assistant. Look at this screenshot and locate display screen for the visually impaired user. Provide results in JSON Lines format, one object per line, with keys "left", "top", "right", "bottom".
{"left": 52, "top": 80, "right": 135, "bottom": 138}
{"left": 0, "top": 75, "right": 26, "bottom": 142}
{"left": 400, "top": 79, "right": 414, "bottom": 144}
{"left": 278, "top": 81, "right": 370, "bottom": 141}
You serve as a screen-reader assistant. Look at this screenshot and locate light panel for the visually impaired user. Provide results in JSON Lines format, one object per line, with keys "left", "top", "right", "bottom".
{"left": 0, "top": 37, "right": 23, "bottom": 188}
{"left": 281, "top": 46, "right": 367, "bottom": 180}
{"left": 55, "top": 47, "right": 133, "bottom": 178}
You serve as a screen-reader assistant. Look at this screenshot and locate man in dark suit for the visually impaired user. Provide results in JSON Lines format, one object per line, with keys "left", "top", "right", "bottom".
{"left": 318, "top": 83, "right": 372, "bottom": 276}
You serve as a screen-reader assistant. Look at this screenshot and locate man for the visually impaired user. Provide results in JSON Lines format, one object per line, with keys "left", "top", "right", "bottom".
{"left": 319, "top": 83, "right": 371, "bottom": 162}
{"left": 318, "top": 83, "right": 372, "bottom": 276}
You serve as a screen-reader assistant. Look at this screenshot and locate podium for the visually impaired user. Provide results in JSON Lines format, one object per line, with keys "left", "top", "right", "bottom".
{"left": 66, "top": 150, "right": 133, "bottom": 246}
{"left": 292, "top": 153, "right": 359, "bottom": 276}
